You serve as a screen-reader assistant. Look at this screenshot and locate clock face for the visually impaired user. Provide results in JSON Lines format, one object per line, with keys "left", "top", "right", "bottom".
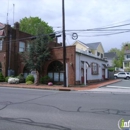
{"left": 72, "top": 33, "right": 78, "bottom": 40}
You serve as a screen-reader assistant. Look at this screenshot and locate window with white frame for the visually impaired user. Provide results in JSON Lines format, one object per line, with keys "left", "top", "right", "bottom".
{"left": 0, "top": 39, "right": 3, "bottom": 51}
{"left": 19, "top": 41, "right": 25, "bottom": 52}
{"left": 126, "top": 54, "right": 130, "bottom": 59}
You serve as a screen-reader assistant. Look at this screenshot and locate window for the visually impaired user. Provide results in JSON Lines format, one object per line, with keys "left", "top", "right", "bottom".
{"left": 97, "top": 52, "right": 100, "bottom": 56}
{"left": 124, "top": 62, "right": 129, "bottom": 67}
{"left": 47, "top": 61, "right": 63, "bottom": 82}
{"left": 126, "top": 54, "right": 130, "bottom": 59}
{"left": 101, "top": 53, "right": 103, "bottom": 58}
{"left": 0, "top": 39, "right": 3, "bottom": 51}
{"left": 19, "top": 41, "right": 25, "bottom": 52}
{"left": 91, "top": 63, "right": 98, "bottom": 75}
{"left": 118, "top": 72, "right": 125, "bottom": 75}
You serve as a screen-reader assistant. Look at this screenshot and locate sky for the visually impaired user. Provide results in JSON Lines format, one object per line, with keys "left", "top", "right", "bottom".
{"left": 0, "top": 0, "right": 130, "bottom": 52}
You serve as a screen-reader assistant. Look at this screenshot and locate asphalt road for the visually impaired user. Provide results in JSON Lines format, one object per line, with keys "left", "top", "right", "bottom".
{"left": 0, "top": 86, "right": 130, "bottom": 130}
{"left": 88, "top": 79, "right": 130, "bottom": 93}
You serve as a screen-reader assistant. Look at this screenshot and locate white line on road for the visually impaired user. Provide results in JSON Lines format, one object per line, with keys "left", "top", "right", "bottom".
{"left": 106, "top": 86, "right": 130, "bottom": 89}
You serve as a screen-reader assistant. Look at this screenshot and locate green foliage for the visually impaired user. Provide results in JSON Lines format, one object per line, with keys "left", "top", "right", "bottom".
{"left": 17, "top": 73, "right": 25, "bottom": 83}
{"left": 0, "top": 72, "right": 5, "bottom": 82}
{"left": 19, "top": 17, "right": 54, "bottom": 35}
{"left": 5, "top": 76, "right": 14, "bottom": 82}
{"left": 108, "top": 67, "right": 115, "bottom": 72}
{"left": 124, "top": 67, "right": 130, "bottom": 72}
{"left": 20, "top": 17, "right": 54, "bottom": 85}
{"left": 40, "top": 75, "right": 51, "bottom": 84}
{"left": 21, "top": 34, "right": 51, "bottom": 77}
{"left": 5, "top": 76, "right": 9, "bottom": 82}
{"left": 109, "top": 48, "right": 123, "bottom": 67}
{"left": 108, "top": 42, "right": 130, "bottom": 68}
{"left": 26, "top": 81, "right": 34, "bottom": 85}
{"left": 26, "top": 75, "right": 34, "bottom": 83}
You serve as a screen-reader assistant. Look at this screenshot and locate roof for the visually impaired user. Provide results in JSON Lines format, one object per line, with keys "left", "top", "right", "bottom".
{"left": 0, "top": 30, "right": 4, "bottom": 36}
{"left": 0, "top": 22, "right": 5, "bottom": 30}
{"left": 77, "top": 40, "right": 101, "bottom": 50}
{"left": 104, "top": 52, "right": 117, "bottom": 59}
{"left": 0, "top": 23, "right": 5, "bottom": 38}
{"left": 76, "top": 51, "right": 107, "bottom": 62}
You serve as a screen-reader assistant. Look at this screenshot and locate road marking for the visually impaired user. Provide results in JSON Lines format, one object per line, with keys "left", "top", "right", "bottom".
{"left": 106, "top": 85, "right": 130, "bottom": 89}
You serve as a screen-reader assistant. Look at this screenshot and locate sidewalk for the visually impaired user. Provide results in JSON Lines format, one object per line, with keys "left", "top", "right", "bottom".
{"left": 0, "top": 79, "right": 121, "bottom": 91}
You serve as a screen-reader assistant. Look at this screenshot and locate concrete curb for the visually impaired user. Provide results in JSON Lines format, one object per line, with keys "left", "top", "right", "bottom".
{"left": 0, "top": 79, "right": 121, "bottom": 91}
{"left": 99, "top": 79, "right": 122, "bottom": 88}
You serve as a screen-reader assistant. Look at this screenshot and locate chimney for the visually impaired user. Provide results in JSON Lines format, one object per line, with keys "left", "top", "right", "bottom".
{"left": 125, "top": 44, "right": 128, "bottom": 50}
{"left": 14, "top": 22, "right": 19, "bottom": 30}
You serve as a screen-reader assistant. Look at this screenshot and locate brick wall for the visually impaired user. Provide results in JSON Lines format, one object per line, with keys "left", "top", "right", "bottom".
{"left": 44, "top": 45, "right": 76, "bottom": 85}
{"left": 0, "top": 23, "right": 33, "bottom": 76}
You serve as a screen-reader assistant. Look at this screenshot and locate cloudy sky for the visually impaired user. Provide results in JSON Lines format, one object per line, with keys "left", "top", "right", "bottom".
{"left": 1, "top": 0, "right": 130, "bottom": 52}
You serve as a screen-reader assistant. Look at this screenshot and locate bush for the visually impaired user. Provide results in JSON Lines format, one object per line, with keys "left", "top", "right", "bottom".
{"left": 26, "top": 75, "right": 34, "bottom": 83}
{"left": 5, "top": 76, "right": 10, "bottom": 82}
{"left": 17, "top": 73, "right": 25, "bottom": 83}
{"left": 40, "top": 75, "right": 51, "bottom": 84}
{"left": 108, "top": 67, "right": 115, "bottom": 72}
{"left": 0, "top": 72, "right": 5, "bottom": 82}
{"left": 26, "top": 81, "right": 34, "bottom": 85}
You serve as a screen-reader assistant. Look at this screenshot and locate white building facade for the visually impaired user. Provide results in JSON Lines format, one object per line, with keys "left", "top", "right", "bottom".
{"left": 76, "top": 51, "right": 108, "bottom": 85}
{"left": 74, "top": 41, "right": 108, "bottom": 85}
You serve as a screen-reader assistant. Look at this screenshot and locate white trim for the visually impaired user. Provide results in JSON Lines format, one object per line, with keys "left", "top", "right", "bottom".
{"left": 73, "top": 40, "right": 89, "bottom": 49}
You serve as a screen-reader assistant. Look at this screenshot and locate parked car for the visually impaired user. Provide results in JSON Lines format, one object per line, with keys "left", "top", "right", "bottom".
{"left": 114, "top": 72, "right": 130, "bottom": 79}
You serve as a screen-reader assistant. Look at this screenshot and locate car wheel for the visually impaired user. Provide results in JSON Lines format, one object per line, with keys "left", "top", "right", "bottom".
{"left": 114, "top": 76, "right": 117, "bottom": 79}
{"left": 126, "top": 77, "right": 130, "bottom": 80}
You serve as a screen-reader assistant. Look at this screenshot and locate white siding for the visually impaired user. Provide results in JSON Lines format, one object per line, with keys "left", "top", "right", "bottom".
{"left": 76, "top": 53, "right": 107, "bottom": 82}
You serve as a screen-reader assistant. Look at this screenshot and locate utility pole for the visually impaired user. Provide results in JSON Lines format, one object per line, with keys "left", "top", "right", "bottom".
{"left": 62, "top": 0, "right": 66, "bottom": 87}
{"left": 8, "top": 34, "right": 12, "bottom": 76}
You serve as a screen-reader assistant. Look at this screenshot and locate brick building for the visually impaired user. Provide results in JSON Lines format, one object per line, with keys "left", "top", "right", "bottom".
{"left": 43, "top": 45, "right": 76, "bottom": 85}
{"left": 0, "top": 22, "right": 76, "bottom": 85}
{"left": 0, "top": 22, "right": 33, "bottom": 76}
{"left": 0, "top": 22, "right": 108, "bottom": 86}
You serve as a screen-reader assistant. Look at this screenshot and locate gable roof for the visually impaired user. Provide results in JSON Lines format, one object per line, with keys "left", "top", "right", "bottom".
{"left": 73, "top": 40, "right": 89, "bottom": 49}
{"left": 77, "top": 40, "right": 101, "bottom": 50}
{"left": 104, "top": 52, "right": 117, "bottom": 59}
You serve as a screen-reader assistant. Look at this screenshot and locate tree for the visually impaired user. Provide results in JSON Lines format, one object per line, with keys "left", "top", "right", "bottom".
{"left": 108, "top": 48, "right": 123, "bottom": 67}
{"left": 108, "top": 42, "right": 130, "bottom": 68}
{"left": 21, "top": 27, "right": 51, "bottom": 85}
{"left": 19, "top": 17, "right": 54, "bottom": 35}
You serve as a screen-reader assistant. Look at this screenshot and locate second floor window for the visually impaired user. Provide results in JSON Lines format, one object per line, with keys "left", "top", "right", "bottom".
{"left": 0, "top": 39, "right": 3, "bottom": 51}
{"left": 19, "top": 41, "right": 25, "bottom": 52}
{"left": 97, "top": 52, "right": 100, "bottom": 56}
{"left": 126, "top": 54, "right": 130, "bottom": 59}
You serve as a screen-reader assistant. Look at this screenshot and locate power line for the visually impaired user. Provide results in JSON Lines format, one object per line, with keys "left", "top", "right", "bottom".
{"left": 3, "top": 31, "right": 61, "bottom": 44}
{"left": 65, "top": 22, "right": 130, "bottom": 32}
{"left": 73, "top": 30, "right": 130, "bottom": 37}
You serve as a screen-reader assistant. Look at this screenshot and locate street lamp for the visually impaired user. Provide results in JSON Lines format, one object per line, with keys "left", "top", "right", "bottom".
{"left": 62, "top": 0, "right": 66, "bottom": 87}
